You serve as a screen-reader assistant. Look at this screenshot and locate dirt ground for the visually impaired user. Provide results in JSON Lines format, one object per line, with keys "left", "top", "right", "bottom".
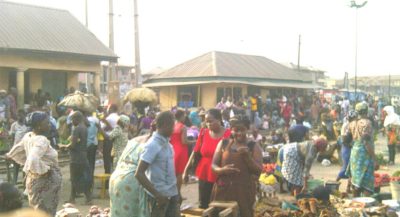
{"left": 60, "top": 133, "right": 398, "bottom": 216}
{"left": 4, "top": 133, "right": 398, "bottom": 216}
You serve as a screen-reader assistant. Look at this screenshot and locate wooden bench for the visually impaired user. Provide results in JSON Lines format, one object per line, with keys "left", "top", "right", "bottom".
{"left": 181, "top": 201, "right": 239, "bottom": 217}
{"left": 93, "top": 173, "right": 111, "bottom": 199}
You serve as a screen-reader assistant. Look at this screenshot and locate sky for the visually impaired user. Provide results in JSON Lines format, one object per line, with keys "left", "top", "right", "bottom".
{"left": 7, "top": 0, "right": 400, "bottom": 79}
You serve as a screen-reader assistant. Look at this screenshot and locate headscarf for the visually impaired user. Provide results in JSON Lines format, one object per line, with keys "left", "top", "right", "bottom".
{"left": 355, "top": 102, "right": 368, "bottom": 113}
{"left": 348, "top": 110, "right": 358, "bottom": 121}
{"left": 383, "top": 105, "right": 400, "bottom": 127}
{"left": 118, "top": 115, "right": 130, "bottom": 126}
{"left": 313, "top": 135, "right": 328, "bottom": 151}
{"left": 25, "top": 111, "right": 48, "bottom": 128}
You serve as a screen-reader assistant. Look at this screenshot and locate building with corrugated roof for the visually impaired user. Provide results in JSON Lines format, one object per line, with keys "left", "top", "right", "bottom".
{"left": 143, "top": 51, "right": 318, "bottom": 110}
{"left": 0, "top": 1, "right": 117, "bottom": 108}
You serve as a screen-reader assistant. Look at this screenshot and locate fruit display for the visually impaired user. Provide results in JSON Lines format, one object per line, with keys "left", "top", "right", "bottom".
{"left": 263, "top": 163, "right": 276, "bottom": 173}
{"left": 374, "top": 173, "right": 391, "bottom": 187}
{"left": 87, "top": 206, "right": 110, "bottom": 217}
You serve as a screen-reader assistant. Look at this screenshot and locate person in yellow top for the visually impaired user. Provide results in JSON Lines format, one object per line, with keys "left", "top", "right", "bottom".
{"left": 96, "top": 109, "right": 105, "bottom": 157}
{"left": 250, "top": 94, "right": 258, "bottom": 123}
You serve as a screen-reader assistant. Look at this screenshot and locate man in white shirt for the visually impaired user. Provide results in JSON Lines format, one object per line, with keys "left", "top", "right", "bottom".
{"left": 102, "top": 104, "right": 119, "bottom": 173}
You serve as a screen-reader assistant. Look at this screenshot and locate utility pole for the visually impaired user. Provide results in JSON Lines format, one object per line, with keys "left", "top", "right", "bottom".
{"left": 85, "top": 0, "right": 88, "bottom": 27}
{"left": 389, "top": 73, "right": 391, "bottom": 105}
{"left": 85, "top": 0, "right": 90, "bottom": 93}
{"left": 350, "top": 0, "right": 367, "bottom": 102}
{"left": 107, "top": 0, "right": 119, "bottom": 104}
{"left": 297, "top": 34, "right": 301, "bottom": 72}
{"left": 134, "top": 0, "right": 142, "bottom": 87}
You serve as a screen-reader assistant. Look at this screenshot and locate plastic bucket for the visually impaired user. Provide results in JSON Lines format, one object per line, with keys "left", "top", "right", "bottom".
{"left": 307, "top": 179, "right": 324, "bottom": 192}
{"left": 325, "top": 181, "right": 340, "bottom": 192}
{"left": 390, "top": 182, "right": 400, "bottom": 202}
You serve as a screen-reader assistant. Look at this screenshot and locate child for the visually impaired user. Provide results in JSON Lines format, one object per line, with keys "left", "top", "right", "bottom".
{"left": 262, "top": 113, "right": 270, "bottom": 130}
{"left": 9, "top": 109, "right": 28, "bottom": 185}
{"left": 271, "top": 129, "right": 286, "bottom": 145}
{"left": 9, "top": 109, "right": 28, "bottom": 145}
{"left": 56, "top": 108, "right": 70, "bottom": 146}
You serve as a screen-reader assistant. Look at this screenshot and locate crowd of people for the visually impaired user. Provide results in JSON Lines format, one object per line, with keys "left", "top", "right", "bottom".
{"left": 0, "top": 87, "right": 399, "bottom": 217}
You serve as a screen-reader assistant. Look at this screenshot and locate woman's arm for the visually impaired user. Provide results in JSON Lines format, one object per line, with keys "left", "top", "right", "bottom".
{"left": 361, "top": 120, "right": 375, "bottom": 159}
{"left": 135, "top": 160, "right": 169, "bottom": 206}
{"left": 302, "top": 144, "right": 318, "bottom": 192}
{"left": 182, "top": 129, "right": 204, "bottom": 183}
{"left": 212, "top": 140, "right": 240, "bottom": 175}
{"left": 238, "top": 143, "right": 263, "bottom": 175}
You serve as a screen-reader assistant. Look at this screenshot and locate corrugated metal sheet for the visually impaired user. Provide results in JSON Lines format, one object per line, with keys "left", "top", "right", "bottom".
{"left": 150, "top": 51, "right": 311, "bottom": 82}
{"left": 0, "top": 1, "right": 117, "bottom": 61}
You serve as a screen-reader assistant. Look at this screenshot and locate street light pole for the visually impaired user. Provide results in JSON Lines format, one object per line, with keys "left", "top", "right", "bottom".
{"left": 350, "top": 0, "right": 367, "bottom": 102}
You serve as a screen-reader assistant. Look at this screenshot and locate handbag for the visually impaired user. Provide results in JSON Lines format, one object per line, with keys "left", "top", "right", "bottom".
{"left": 191, "top": 129, "right": 205, "bottom": 170}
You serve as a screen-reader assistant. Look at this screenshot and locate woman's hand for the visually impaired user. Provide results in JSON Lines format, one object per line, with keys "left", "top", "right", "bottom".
{"left": 220, "top": 164, "right": 240, "bottom": 175}
{"left": 301, "top": 185, "right": 308, "bottom": 194}
{"left": 182, "top": 172, "right": 189, "bottom": 184}
{"left": 374, "top": 162, "right": 379, "bottom": 171}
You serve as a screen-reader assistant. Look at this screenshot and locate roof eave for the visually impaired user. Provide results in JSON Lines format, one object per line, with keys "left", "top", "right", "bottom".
{"left": 0, "top": 47, "right": 118, "bottom": 62}
{"left": 144, "top": 76, "right": 312, "bottom": 84}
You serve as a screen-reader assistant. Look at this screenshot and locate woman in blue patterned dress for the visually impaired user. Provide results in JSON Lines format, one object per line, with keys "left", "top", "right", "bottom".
{"left": 109, "top": 131, "right": 153, "bottom": 217}
{"left": 347, "top": 102, "right": 377, "bottom": 197}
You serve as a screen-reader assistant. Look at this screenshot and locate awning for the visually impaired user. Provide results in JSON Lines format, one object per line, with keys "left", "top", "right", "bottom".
{"left": 143, "top": 80, "right": 320, "bottom": 89}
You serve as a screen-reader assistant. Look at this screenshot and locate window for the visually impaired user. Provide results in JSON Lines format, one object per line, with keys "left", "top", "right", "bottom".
{"left": 216, "top": 86, "right": 243, "bottom": 103}
{"left": 217, "top": 87, "right": 225, "bottom": 103}
{"left": 233, "top": 87, "right": 242, "bottom": 101}
{"left": 247, "top": 86, "right": 260, "bottom": 97}
{"left": 177, "top": 86, "right": 198, "bottom": 108}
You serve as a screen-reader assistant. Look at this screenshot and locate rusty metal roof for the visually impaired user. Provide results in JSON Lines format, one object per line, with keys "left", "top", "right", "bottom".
{"left": 149, "top": 51, "right": 311, "bottom": 82}
{"left": 0, "top": 1, "right": 117, "bottom": 61}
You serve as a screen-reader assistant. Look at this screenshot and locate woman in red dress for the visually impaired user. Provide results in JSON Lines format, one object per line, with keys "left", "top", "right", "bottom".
{"left": 183, "top": 108, "right": 231, "bottom": 208}
{"left": 170, "top": 110, "right": 195, "bottom": 196}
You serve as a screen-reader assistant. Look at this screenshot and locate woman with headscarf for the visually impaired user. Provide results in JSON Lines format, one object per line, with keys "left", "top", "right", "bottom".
{"left": 383, "top": 105, "right": 400, "bottom": 165}
{"left": 347, "top": 102, "right": 377, "bottom": 196}
{"left": 281, "top": 136, "right": 328, "bottom": 195}
{"left": 336, "top": 110, "right": 357, "bottom": 193}
{"left": 109, "top": 115, "right": 130, "bottom": 170}
{"left": 188, "top": 109, "right": 202, "bottom": 128}
{"left": 6, "top": 111, "right": 62, "bottom": 216}
{"left": 183, "top": 108, "right": 231, "bottom": 209}
{"left": 109, "top": 122, "right": 156, "bottom": 217}
{"left": 211, "top": 117, "right": 263, "bottom": 217}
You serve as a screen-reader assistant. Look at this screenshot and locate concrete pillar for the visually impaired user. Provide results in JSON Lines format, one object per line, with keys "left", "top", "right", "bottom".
{"left": 93, "top": 71, "right": 101, "bottom": 98}
{"left": 16, "top": 68, "right": 27, "bottom": 109}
